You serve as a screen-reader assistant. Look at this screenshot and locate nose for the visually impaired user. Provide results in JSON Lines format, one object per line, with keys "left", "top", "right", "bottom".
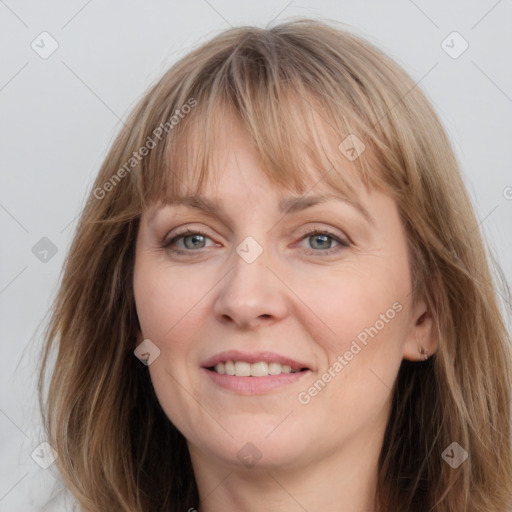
{"left": 212, "top": 246, "right": 289, "bottom": 329}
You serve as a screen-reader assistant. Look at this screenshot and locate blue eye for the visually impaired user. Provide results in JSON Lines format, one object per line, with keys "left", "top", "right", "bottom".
{"left": 297, "top": 227, "right": 350, "bottom": 256}
{"left": 162, "top": 228, "right": 213, "bottom": 252}
{"left": 162, "top": 227, "right": 350, "bottom": 256}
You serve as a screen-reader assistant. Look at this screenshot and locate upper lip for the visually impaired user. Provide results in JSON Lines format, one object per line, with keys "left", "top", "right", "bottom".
{"left": 201, "top": 350, "right": 311, "bottom": 371}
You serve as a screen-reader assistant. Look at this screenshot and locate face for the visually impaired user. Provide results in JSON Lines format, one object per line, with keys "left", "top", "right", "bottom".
{"left": 132, "top": 117, "right": 434, "bottom": 472}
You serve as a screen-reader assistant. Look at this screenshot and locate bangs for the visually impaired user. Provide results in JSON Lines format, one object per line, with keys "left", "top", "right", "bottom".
{"left": 134, "top": 28, "right": 390, "bottom": 213}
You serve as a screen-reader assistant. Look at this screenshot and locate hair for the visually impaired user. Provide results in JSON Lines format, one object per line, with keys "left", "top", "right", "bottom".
{"left": 38, "top": 17, "right": 512, "bottom": 512}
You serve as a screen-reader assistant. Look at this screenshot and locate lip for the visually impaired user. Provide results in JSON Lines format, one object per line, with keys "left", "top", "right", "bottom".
{"left": 202, "top": 367, "right": 312, "bottom": 394}
{"left": 201, "top": 350, "right": 311, "bottom": 372}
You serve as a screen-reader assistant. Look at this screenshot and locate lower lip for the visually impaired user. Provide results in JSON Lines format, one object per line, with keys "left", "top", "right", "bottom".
{"left": 202, "top": 368, "right": 311, "bottom": 395}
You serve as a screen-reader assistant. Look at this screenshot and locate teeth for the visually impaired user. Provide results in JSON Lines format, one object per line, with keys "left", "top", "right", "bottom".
{"left": 213, "top": 360, "right": 300, "bottom": 377}
{"left": 235, "top": 361, "right": 251, "bottom": 376}
{"left": 224, "top": 361, "right": 235, "bottom": 375}
{"left": 269, "top": 362, "right": 284, "bottom": 375}
{"left": 251, "top": 362, "right": 269, "bottom": 377}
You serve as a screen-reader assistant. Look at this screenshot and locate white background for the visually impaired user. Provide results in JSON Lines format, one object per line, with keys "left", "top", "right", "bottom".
{"left": 1, "top": 1, "right": 511, "bottom": 510}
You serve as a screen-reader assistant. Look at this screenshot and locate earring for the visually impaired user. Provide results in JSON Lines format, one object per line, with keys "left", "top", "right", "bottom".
{"left": 418, "top": 345, "right": 429, "bottom": 361}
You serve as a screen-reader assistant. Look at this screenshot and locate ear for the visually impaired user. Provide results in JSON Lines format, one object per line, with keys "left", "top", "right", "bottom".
{"left": 402, "top": 297, "right": 439, "bottom": 361}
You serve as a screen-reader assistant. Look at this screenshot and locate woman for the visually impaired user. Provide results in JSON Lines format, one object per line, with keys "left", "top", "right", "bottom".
{"left": 38, "top": 18, "right": 512, "bottom": 512}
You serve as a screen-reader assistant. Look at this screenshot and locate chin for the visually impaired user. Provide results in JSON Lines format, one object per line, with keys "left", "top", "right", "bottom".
{"left": 190, "top": 421, "right": 311, "bottom": 470}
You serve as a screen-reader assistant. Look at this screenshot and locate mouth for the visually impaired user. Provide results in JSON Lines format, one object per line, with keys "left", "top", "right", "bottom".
{"left": 201, "top": 351, "right": 311, "bottom": 394}
{"left": 206, "top": 361, "right": 309, "bottom": 377}
{"left": 201, "top": 350, "right": 311, "bottom": 376}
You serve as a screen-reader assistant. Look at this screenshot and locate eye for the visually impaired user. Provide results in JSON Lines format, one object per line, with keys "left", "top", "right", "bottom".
{"left": 161, "top": 225, "right": 351, "bottom": 256}
{"left": 162, "top": 227, "right": 216, "bottom": 254}
{"left": 296, "top": 226, "right": 350, "bottom": 256}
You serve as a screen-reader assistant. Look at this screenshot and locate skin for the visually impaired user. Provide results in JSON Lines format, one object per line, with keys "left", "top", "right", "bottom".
{"left": 133, "top": 116, "right": 438, "bottom": 512}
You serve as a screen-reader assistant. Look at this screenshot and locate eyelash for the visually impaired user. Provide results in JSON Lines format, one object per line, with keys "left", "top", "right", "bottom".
{"left": 161, "top": 226, "right": 350, "bottom": 257}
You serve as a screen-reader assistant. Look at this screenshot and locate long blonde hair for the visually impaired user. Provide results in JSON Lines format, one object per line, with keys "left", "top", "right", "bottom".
{"left": 38, "top": 18, "right": 512, "bottom": 511}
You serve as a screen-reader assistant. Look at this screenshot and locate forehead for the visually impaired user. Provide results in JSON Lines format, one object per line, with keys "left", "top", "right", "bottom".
{"left": 144, "top": 129, "right": 376, "bottom": 231}
{"left": 177, "top": 113, "right": 365, "bottom": 190}
{"left": 139, "top": 91, "right": 388, "bottom": 220}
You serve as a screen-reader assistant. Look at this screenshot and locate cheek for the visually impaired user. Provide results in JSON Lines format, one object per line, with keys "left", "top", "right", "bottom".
{"left": 133, "top": 256, "right": 211, "bottom": 341}
{"left": 133, "top": 258, "right": 209, "bottom": 436}
{"left": 294, "top": 268, "right": 407, "bottom": 418}
{"left": 294, "top": 265, "right": 405, "bottom": 357}
{"left": 293, "top": 266, "right": 407, "bottom": 421}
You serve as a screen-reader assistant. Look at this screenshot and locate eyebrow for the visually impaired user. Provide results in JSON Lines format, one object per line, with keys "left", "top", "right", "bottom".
{"left": 157, "top": 193, "right": 375, "bottom": 226}
{"left": 279, "top": 194, "right": 374, "bottom": 225}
